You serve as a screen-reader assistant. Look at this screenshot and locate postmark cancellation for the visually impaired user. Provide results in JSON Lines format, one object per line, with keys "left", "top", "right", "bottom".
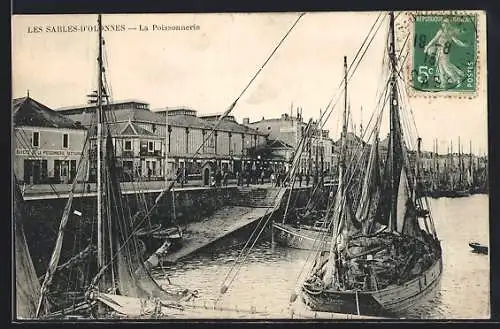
{"left": 400, "top": 11, "right": 481, "bottom": 99}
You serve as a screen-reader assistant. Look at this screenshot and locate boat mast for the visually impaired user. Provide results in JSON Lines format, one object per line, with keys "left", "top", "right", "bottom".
{"left": 319, "top": 108, "right": 324, "bottom": 186}
{"left": 469, "top": 140, "right": 473, "bottom": 186}
{"left": 458, "top": 137, "right": 462, "bottom": 188}
{"left": 340, "top": 56, "right": 348, "bottom": 194}
{"left": 165, "top": 109, "right": 169, "bottom": 189}
{"left": 96, "top": 14, "right": 104, "bottom": 281}
{"left": 450, "top": 140, "right": 453, "bottom": 189}
{"left": 415, "top": 138, "right": 421, "bottom": 201}
{"left": 165, "top": 107, "right": 176, "bottom": 222}
{"left": 435, "top": 138, "right": 439, "bottom": 188}
{"left": 388, "top": 11, "right": 398, "bottom": 231}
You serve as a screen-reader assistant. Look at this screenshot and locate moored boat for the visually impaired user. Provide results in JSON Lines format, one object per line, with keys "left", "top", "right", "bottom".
{"left": 469, "top": 242, "right": 488, "bottom": 255}
{"left": 273, "top": 221, "right": 331, "bottom": 251}
{"left": 298, "top": 12, "right": 443, "bottom": 317}
{"left": 33, "top": 15, "right": 198, "bottom": 319}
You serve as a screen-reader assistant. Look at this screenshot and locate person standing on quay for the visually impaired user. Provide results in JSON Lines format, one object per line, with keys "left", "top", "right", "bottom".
{"left": 298, "top": 170, "right": 303, "bottom": 187}
{"left": 245, "top": 169, "right": 251, "bottom": 187}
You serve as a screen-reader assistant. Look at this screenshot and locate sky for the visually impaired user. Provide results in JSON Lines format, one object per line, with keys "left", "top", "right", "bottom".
{"left": 12, "top": 12, "right": 488, "bottom": 154}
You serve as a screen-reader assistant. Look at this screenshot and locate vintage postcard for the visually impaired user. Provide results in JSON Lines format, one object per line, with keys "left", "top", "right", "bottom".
{"left": 11, "top": 11, "right": 488, "bottom": 321}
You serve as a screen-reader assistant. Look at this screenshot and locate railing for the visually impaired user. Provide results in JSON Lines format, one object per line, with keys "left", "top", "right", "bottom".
{"left": 139, "top": 150, "right": 162, "bottom": 157}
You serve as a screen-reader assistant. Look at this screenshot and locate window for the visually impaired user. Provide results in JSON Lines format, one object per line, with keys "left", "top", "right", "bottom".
{"left": 207, "top": 135, "right": 215, "bottom": 148}
{"left": 148, "top": 141, "right": 154, "bottom": 152}
{"left": 32, "top": 131, "right": 39, "bottom": 147}
{"left": 124, "top": 141, "right": 132, "bottom": 150}
{"left": 152, "top": 124, "right": 156, "bottom": 132}
{"left": 63, "top": 133, "right": 69, "bottom": 148}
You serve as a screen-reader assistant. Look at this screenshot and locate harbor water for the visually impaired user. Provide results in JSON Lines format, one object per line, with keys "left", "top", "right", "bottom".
{"left": 153, "top": 194, "right": 490, "bottom": 319}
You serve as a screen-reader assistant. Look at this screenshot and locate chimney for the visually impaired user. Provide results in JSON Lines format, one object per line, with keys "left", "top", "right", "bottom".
{"left": 243, "top": 117, "right": 250, "bottom": 125}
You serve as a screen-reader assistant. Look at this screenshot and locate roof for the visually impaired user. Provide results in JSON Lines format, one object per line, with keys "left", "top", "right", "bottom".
{"left": 267, "top": 139, "right": 294, "bottom": 149}
{"left": 211, "top": 117, "right": 266, "bottom": 136}
{"left": 87, "top": 121, "right": 160, "bottom": 138}
{"left": 61, "top": 105, "right": 265, "bottom": 135}
{"left": 13, "top": 97, "right": 85, "bottom": 130}
{"left": 57, "top": 99, "right": 149, "bottom": 112}
{"left": 248, "top": 114, "right": 303, "bottom": 125}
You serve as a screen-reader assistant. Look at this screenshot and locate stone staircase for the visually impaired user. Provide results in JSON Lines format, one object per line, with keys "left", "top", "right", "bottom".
{"left": 230, "top": 186, "right": 283, "bottom": 208}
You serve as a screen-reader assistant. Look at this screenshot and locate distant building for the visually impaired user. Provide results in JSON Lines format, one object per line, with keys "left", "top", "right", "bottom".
{"left": 56, "top": 100, "right": 268, "bottom": 185}
{"left": 13, "top": 97, "right": 87, "bottom": 184}
{"left": 244, "top": 112, "right": 334, "bottom": 175}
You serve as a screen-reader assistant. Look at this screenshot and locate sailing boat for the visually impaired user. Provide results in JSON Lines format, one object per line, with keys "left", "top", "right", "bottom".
{"left": 452, "top": 138, "right": 471, "bottom": 197}
{"left": 300, "top": 12, "right": 442, "bottom": 317}
{"left": 34, "top": 14, "right": 196, "bottom": 319}
{"left": 14, "top": 175, "right": 47, "bottom": 319}
{"left": 272, "top": 118, "right": 336, "bottom": 251}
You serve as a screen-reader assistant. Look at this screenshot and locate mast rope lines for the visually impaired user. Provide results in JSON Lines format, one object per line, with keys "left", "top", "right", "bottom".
{"left": 87, "top": 12, "right": 306, "bottom": 291}
{"left": 216, "top": 117, "right": 332, "bottom": 304}
{"left": 221, "top": 11, "right": 405, "bottom": 306}
{"left": 291, "top": 14, "right": 414, "bottom": 300}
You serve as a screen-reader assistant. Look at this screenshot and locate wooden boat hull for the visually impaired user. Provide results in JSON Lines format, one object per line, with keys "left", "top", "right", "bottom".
{"left": 469, "top": 242, "right": 488, "bottom": 254}
{"left": 273, "top": 222, "right": 331, "bottom": 251}
{"left": 302, "top": 257, "right": 442, "bottom": 317}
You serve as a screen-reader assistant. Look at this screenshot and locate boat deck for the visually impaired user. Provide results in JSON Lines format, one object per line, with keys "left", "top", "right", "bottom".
{"left": 161, "top": 206, "right": 270, "bottom": 263}
{"left": 169, "top": 300, "right": 387, "bottom": 319}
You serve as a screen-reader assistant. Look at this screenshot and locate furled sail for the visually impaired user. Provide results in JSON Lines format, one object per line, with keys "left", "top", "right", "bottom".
{"left": 99, "top": 132, "right": 182, "bottom": 301}
{"left": 35, "top": 177, "right": 78, "bottom": 316}
{"left": 395, "top": 168, "right": 410, "bottom": 233}
{"left": 14, "top": 180, "right": 45, "bottom": 319}
{"left": 355, "top": 134, "right": 382, "bottom": 234}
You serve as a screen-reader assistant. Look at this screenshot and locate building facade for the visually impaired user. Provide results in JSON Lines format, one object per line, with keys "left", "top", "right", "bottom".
{"left": 57, "top": 101, "right": 268, "bottom": 185}
{"left": 13, "top": 97, "right": 87, "bottom": 184}
{"left": 245, "top": 112, "right": 334, "bottom": 175}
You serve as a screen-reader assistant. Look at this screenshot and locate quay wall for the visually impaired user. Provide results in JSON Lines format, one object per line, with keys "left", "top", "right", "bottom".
{"left": 22, "top": 185, "right": 335, "bottom": 276}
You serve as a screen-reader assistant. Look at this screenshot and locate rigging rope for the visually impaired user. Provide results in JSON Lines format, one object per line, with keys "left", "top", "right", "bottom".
{"left": 88, "top": 12, "right": 307, "bottom": 289}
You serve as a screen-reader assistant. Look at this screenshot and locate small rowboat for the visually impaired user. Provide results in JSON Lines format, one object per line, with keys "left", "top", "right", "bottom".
{"left": 469, "top": 242, "right": 488, "bottom": 255}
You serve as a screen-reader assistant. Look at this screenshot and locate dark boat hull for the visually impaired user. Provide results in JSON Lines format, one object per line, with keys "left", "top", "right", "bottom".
{"left": 273, "top": 222, "right": 331, "bottom": 251}
{"left": 302, "top": 257, "right": 442, "bottom": 317}
{"left": 429, "top": 190, "right": 471, "bottom": 198}
{"left": 469, "top": 242, "right": 488, "bottom": 254}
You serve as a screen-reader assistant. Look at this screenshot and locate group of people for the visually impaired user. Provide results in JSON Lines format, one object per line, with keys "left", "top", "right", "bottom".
{"left": 235, "top": 167, "right": 266, "bottom": 187}
{"left": 210, "top": 169, "right": 229, "bottom": 187}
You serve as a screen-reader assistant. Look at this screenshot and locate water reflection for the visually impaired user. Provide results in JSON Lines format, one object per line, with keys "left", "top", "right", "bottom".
{"left": 154, "top": 194, "right": 490, "bottom": 319}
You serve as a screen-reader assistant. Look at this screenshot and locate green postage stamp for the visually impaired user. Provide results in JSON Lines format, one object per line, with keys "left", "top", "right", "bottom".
{"left": 411, "top": 13, "right": 477, "bottom": 94}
